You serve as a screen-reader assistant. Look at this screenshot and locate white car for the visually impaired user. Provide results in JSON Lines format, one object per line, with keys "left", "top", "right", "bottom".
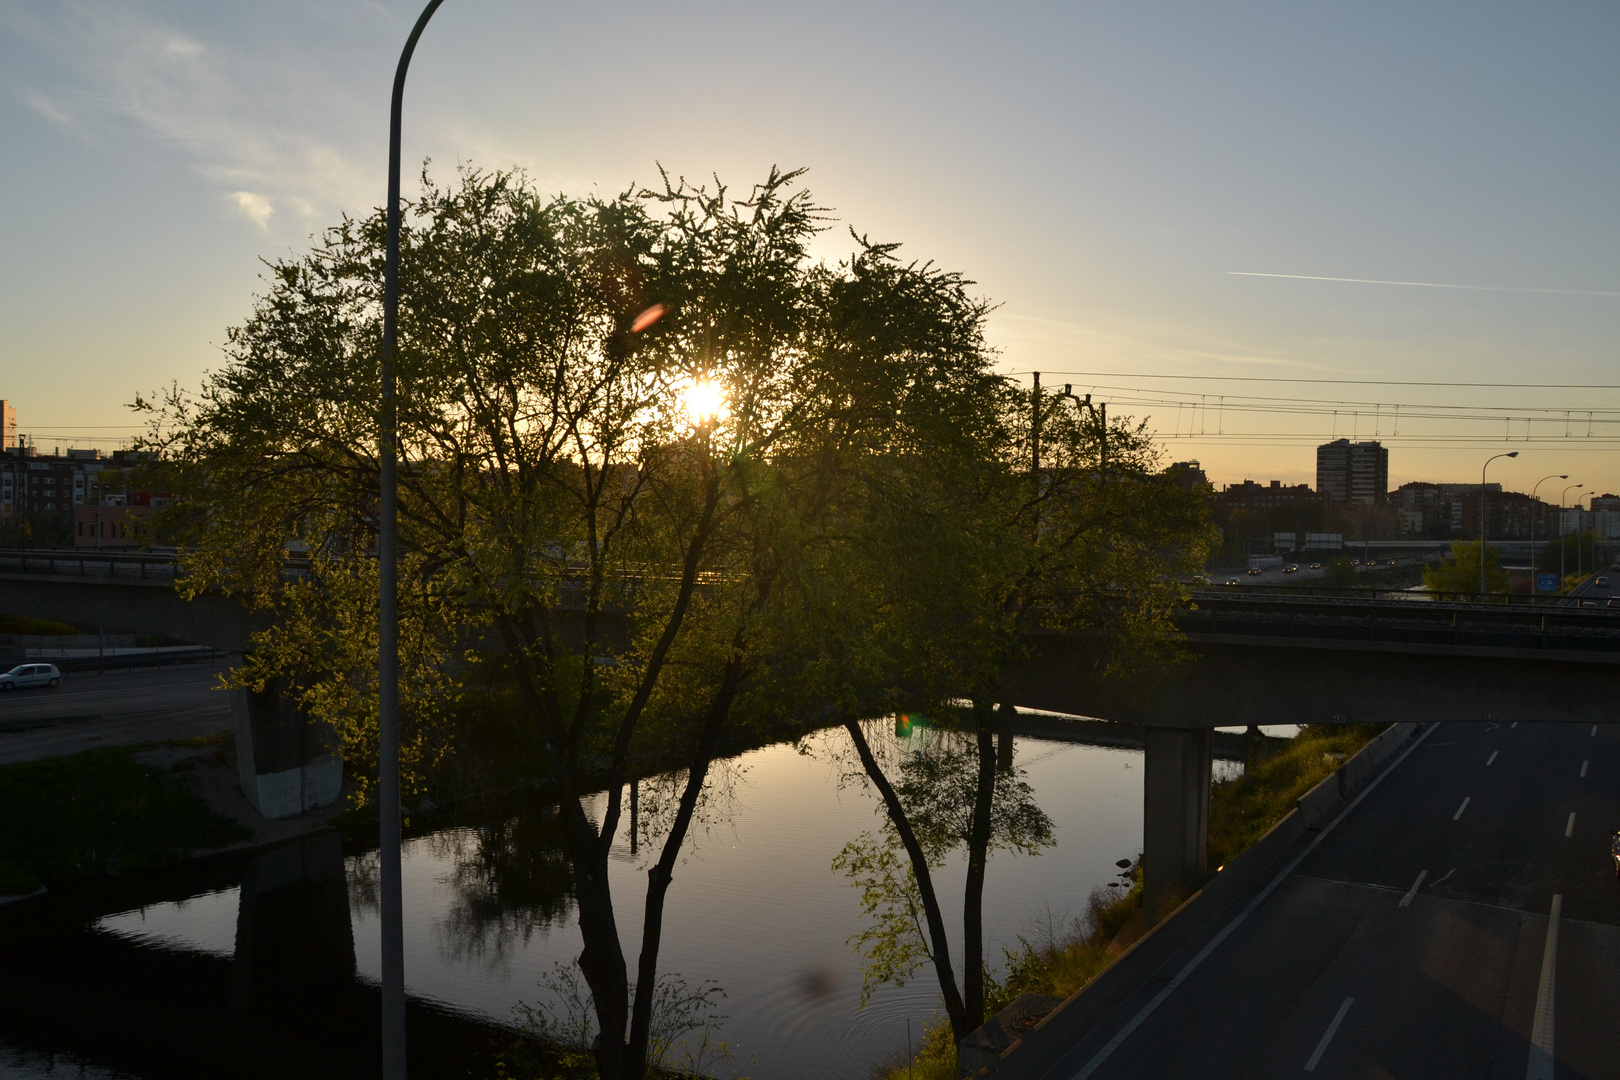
{"left": 0, "top": 663, "right": 61, "bottom": 690}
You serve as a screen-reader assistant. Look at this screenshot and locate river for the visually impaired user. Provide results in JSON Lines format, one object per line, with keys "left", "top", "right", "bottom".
{"left": 0, "top": 721, "right": 1253, "bottom": 1079}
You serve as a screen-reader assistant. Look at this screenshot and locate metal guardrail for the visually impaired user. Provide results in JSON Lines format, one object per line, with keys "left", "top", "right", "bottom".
{"left": 0, "top": 547, "right": 184, "bottom": 580}
{"left": 1183, "top": 590, "right": 1620, "bottom": 656}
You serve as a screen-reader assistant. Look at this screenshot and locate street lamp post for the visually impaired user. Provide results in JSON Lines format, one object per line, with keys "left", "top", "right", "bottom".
{"left": 1480, "top": 452, "right": 1518, "bottom": 597}
{"left": 1560, "top": 483, "right": 1583, "bottom": 587}
{"left": 380, "top": 3, "right": 445, "bottom": 1078}
{"left": 1529, "top": 474, "right": 1568, "bottom": 597}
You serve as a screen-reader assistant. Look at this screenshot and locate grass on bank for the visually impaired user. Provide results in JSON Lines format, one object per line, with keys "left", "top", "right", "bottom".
{"left": 0, "top": 615, "right": 78, "bottom": 636}
{"left": 875, "top": 722, "right": 1389, "bottom": 1080}
{"left": 1207, "top": 723, "right": 1387, "bottom": 869}
{"left": 0, "top": 745, "right": 250, "bottom": 895}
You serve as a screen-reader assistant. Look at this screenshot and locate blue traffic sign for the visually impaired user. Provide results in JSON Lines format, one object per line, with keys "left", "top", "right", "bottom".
{"left": 1537, "top": 573, "right": 1558, "bottom": 593}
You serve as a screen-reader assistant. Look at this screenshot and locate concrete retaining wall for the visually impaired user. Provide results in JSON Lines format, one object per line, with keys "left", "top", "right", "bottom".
{"left": 981, "top": 720, "right": 1429, "bottom": 1079}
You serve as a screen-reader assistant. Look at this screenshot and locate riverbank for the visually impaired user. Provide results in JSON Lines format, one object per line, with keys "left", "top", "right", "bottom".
{"left": 0, "top": 740, "right": 252, "bottom": 897}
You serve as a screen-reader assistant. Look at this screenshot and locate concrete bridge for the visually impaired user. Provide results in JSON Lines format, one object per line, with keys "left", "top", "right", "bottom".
{"left": 5, "top": 548, "right": 1619, "bottom": 911}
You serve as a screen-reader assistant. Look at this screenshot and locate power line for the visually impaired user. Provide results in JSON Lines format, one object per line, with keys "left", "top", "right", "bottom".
{"left": 1008, "top": 371, "right": 1620, "bottom": 390}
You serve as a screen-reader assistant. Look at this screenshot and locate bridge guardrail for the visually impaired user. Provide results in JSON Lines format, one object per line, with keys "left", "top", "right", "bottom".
{"left": 1181, "top": 590, "right": 1620, "bottom": 658}
{"left": 0, "top": 548, "right": 183, "bottom": 581}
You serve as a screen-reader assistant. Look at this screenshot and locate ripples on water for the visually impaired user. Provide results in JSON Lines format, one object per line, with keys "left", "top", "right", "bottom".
{"left": 15, "top": 725, "right": 1163, "bottom": 1079}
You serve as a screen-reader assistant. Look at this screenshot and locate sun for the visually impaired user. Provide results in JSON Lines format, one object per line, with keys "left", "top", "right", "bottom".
{"left": 681, "top": 379, "right": 727, "bottom": 425}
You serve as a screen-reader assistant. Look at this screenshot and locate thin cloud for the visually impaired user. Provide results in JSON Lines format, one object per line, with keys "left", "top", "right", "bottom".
{"left": 24, "top": 90, "right": 72, "bottom": 125}
{"left": 229, "top": 191, "right": 275, "bottom": 231}
{"left": 1228, "top": 271, "right": 1620, "bottom": 299}
{"left": 4, "top": 3, "right": 381, "bottom": 230}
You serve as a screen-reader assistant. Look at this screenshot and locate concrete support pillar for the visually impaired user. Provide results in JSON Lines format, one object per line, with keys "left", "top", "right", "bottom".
{"left": 227, "top": 653, "right": 343, "bottom": 819}
{"left": 1142, "top": 726, "right": 1212, "bottom": 924}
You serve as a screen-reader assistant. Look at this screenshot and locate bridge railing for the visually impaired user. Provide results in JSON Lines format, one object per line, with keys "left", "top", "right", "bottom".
{"left": 1197, "top": 583, "right": 1606, "bottom": 608}
{"left": 0, "top": 547, "right": 184, "bottom": 581}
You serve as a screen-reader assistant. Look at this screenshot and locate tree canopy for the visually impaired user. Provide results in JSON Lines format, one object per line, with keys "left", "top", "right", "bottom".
{"left": 137, "top": 163, "right": 1215, "bottom": 1074}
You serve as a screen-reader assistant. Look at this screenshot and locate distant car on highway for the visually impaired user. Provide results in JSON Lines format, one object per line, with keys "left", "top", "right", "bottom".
{"left": 1581, "top": 601, "right": 1599, "bottom": 609}
{"left": 1309, "top": 562, "right": 1322, "bottom": 569}
{"left": 1283, "top": 565, "right": 1298, "bottom": 573}
{"left": 1225, "top": 578, "right": 1240, "bottom": 585}
{"left": 0, "top": 663, "right": 61, "bottom": 690}
{"left": 1607, "top": 598, "right": 1620, "bottom": 609}
{"left": 1247, "top": 568, "right": 1261, "bottom": 576}
{"left": 1597, "top": 576, "right": 1609, "bottom": 587}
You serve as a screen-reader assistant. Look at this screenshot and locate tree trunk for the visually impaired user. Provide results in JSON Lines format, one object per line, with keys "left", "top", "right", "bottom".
{"left": 623, "top": 654, "right": 745, "bottom": 1076}
{"left": 960, "top": 699, "right": 999, "bottom": 1033}
{"left": 844, "top": 719, "right": 969, "bottom": 1037}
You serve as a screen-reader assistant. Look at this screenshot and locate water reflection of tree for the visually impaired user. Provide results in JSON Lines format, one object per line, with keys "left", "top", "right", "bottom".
{"left": 829, "top": 716, "right": 1054, "bottom": 1042}
{"left": 431, "top": 817, "right": 577, "bottom": 973}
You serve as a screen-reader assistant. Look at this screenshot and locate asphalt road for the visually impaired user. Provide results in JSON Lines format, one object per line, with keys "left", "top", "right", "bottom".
{"left": 1566, "top": 568, "right": 1618, "bottom": 608}
{"left": 0, "top": 663, "right": 232, "bottom": 764}
{"left": 1032, "top": 720, "right": 1620, "bottom": 1080}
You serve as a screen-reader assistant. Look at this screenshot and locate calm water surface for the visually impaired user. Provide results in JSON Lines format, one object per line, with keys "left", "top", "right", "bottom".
{"left": 2, "top": 723, "right": 1249, "bottom": 1079}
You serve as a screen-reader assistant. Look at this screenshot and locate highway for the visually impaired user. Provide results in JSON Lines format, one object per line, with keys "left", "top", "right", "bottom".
{"left": 0, "top": 663, "right": 231, "bottom": 764}
{"left": 1027, "top": 720, "right": 1620, "bottom": 1080}
{"left": 1215, "top": 555, "right": 1424, "bottom": 588}
{"left": 1567, "top": 567, "right": 1618, "bottom": 609}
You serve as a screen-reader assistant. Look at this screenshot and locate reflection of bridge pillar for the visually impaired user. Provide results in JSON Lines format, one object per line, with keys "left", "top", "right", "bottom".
{"left": 1142, "top": 726, "right": 1212, "bottom": 924}
{"left": 231, "top": 833, "right": 357, "bottom": 1035}
{"left": 228, "top": 653, "right": 343, "bottom": 819}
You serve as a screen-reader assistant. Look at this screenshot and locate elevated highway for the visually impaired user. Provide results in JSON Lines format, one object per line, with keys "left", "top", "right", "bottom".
{"left": 6, "top": 549, "right": 1619, "bottom": 910}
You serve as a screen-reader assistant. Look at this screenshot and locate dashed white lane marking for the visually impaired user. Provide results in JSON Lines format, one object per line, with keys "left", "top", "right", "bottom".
{"left": 1399, "top": 869, "right": 1428, "bottom": 907}
{"left": 1565, "top": 813, "right": 1576, "bottom": 838}
{"left": 1454, "top": 796, "right": 1471, "bottom": 821}
{"left": 1593, "top": 725, "right": 1599, "bottom": 736}
{"left": 1487, "top": 751, "right": 1499, "bottom": 766}
{"left": 1580, "top": 760, "right": 1588, "bottom": 778}
{"left": 1067, "top": 724, "right": 1438, "bottom": 1080}
{"left": 1525, "top": 895, "right": 1563, "bottom": 1080}
{"left": 1511, "top": 721, "right": 1519, "bottom": 729}
{"left": 1305, "top": 996, "right": 1355, "bottom": 1072}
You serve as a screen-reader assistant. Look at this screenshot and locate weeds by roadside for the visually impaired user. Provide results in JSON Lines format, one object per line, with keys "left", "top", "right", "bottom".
{"left": 1208, "top": 723, "right": 1386, "bottom": 869}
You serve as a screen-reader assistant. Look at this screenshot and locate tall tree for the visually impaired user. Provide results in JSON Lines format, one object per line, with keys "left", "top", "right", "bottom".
{"left": 138, "top": 165, "right": 997, "bottom": 1079}
{"left": 830, "top": 382, "right": 1216, "bottom": 1040}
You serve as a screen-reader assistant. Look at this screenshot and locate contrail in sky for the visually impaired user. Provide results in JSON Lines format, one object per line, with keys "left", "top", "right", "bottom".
{"left": 1227, "top": 271, "right": 1620, "bottom": 298}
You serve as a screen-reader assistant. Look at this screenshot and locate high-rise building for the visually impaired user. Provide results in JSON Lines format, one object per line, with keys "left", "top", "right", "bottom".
{"left": 0, "top": 400, "right": 15, "bottom": 450}
{"left": 1316, "top": 439, "right": 1388, "bottom": 504}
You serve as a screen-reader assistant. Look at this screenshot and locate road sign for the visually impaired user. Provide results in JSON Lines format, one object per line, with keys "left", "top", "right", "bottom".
{"left": 1537, "top": 573, "right": 1558, "bottom": 593}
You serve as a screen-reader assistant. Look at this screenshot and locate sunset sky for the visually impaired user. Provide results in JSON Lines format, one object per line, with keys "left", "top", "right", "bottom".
{"left": 3, "top": 1, "right": 1617, "bottom": 496}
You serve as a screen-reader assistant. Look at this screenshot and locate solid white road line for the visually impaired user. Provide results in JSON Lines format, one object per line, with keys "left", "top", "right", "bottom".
{"left": 1454, "top": 796, "right": 1471, "bottom": 821}
{"left": 1067, "top": 724, "right": 1437, "bottom": 1080}
{"left": 1304, "top": 996, "right": 1355, "bottom": 1072}
{"left": 1580, "top": 760, "right": 1588, "bottom": 778}
{"left": 1487, "top": 751, "right": 1499, "bottom": 766}
{"left": 1398, "top": 869, "right": 1427, "bottom": 907}
{"left": 1525, "top": 895, "right": 1562, "bottom": 1080}
{"left": 1593, "top": 725, "right": 1598, "bottom": 736}
{"left": 1565, "top": 813, "right": 1576, "bottom": 838}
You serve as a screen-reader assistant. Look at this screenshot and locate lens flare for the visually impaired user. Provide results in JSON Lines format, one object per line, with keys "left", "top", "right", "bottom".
{"left": 630, "top": 303, "right": 666, "bottom": 333}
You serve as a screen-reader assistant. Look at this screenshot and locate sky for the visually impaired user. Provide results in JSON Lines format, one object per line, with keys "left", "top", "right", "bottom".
{"left": 2, "top": 1, "right": 1617, "bottom": 497}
